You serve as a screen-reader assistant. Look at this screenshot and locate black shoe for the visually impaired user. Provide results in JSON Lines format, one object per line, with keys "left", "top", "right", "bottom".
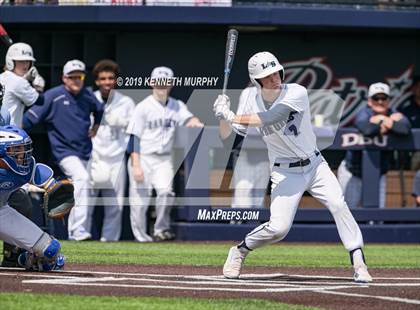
{"left": 1, "top": 245, "right": 21, "bottom": 268}
{"left": 1, "top": 259, "right": 19, "bottom": 267}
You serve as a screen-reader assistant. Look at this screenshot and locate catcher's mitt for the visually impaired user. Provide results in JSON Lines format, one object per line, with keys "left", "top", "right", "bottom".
{"left": 43, "top": 179, "right": 75, "bottom": 219}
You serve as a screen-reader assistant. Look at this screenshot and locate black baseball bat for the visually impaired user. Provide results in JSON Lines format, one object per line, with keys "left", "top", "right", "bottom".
{"left": 222, "top": 29, "right": 238, "bottom": 95}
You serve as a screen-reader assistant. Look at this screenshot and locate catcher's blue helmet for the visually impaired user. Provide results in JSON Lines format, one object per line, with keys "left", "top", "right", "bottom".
{"left": 0, "top": 125, "right": 33, "bottom": 175}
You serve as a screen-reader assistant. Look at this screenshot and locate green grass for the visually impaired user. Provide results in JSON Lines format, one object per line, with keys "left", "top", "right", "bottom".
{"left": 56, "top": 241, "right": 420, "bottom": 268}
{"left": 0, "top": 293, "right": 321, "bottom": 310}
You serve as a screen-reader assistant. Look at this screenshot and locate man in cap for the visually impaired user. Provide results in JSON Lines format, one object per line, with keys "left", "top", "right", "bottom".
{"left": 127, "top": 66, "right": 203, "bottom": 242}
{"left": 338, "top": 82, "right": 411, "bottom": 209}
{"left": 23, "top": 59, "right": 103, "bottom": 241}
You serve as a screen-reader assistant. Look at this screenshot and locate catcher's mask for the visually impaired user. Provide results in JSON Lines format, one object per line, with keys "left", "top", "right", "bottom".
{"left": 0, "top": 125, "right": 33, "bottom": 175}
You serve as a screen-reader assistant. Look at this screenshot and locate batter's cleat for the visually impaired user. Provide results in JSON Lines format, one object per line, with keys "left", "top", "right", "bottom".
{"left": 353, "top": 264, "right": 373, "bottom": 283}
{"left": 223, "top": 246, "right": 247, "bottom": 279}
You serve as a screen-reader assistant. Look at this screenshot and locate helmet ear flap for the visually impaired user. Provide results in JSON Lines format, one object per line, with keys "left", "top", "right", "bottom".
{"left": 280, "top": 69, "right": 284, "bottom": 82}
{"left": 5, "top": 59, "right": 14, "bottom": 71}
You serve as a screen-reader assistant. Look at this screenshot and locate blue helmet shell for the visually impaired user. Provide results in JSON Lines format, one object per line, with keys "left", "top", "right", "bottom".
{"left": 0, "top": 125, "right": 33, "bottom": 175}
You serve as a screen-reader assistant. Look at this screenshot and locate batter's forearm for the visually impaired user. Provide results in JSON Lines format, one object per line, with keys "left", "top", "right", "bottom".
{"left": 232, "top": 114, "right": 262, "bottom": 127}
{"left": 130, "top": 152, "right": 141, "bottom": 167}
{"left": 219, "top": 120, "right": 232, "bottom": 139}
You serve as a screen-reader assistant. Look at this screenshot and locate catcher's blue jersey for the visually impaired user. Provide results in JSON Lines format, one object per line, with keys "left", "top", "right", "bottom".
{"left": 0, "top": 157, "right": 34, "bottom": 190}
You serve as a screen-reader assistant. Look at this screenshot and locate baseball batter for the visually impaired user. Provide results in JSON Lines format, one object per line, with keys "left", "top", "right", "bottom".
{"left": 127, "top": 66, "right": 203, "bottom": 242}
{"left": 215, "top": 51, "right": 372, "bottom": 283}
{"left": 0, "top": 125, "right": 65, "bottom": 271}
{"left": 90, "top": 59, "right": 135, "bottom": 242}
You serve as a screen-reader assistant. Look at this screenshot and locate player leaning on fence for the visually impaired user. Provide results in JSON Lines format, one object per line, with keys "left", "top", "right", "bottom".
{"left": 214, "top": 51, "right": 373, "bottom": 283}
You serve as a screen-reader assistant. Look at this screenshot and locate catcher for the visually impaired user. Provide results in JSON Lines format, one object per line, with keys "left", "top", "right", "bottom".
{"left": 0, "top": 124, "right": 74, "bottom": 271}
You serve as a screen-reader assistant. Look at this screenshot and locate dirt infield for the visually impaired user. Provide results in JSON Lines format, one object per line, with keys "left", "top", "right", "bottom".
{"left": 1, "top": 264, "right": 420, "bottom": 310}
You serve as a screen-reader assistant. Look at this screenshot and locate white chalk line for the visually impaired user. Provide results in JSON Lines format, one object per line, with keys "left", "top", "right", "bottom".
{"left": 20, "top": 280, "right": 357, "bottom": 293}
{"left": 4, "top": 267, "right": 420, "bottom": 281}
{"left": 3, "top": 268, "right": 420, "bottom": 305}
{"left": 319, "top": 290, "right": 420, "bottom": 305}
{"left": 4, "top": 271, "right": 419, "bottom": 288}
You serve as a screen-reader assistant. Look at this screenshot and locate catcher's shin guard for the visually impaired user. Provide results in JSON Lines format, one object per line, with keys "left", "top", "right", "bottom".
{"left": 32, "top": 233, "right": 61, "bottom": 258}
{"left": 18, "top": 233, "right": 65, "bottom": 271}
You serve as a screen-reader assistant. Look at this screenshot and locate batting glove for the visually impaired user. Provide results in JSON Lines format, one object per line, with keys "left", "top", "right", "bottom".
{"left": 214, "top": 103, "right": 236, "bottom": 123}
{"left": 32, "top": 74, "right": 45, "bottom": 92}
{"left": 213, "top": 94, "right": 231, "bottom": 112}
{"left": 24, "top": 67, "right": 45, "bottom": 92}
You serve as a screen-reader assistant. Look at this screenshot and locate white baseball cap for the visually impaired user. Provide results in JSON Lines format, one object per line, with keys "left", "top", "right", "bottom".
{"left": 63, "top": 59, "right": 86, "bottom": 76}
{"left": 368, "top": 82, "right": 390, "bottom": 98}
{"left": 151, "top": 66, "right": 174, "bottom": 80}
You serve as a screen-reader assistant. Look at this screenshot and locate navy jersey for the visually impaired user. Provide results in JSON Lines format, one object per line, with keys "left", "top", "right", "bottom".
{"left": 23, "top": 85, "right": 103, "bottom": 162}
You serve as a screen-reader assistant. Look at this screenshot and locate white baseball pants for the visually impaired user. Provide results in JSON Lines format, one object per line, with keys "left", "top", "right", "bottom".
{"left": 128, "top": 154, "right": 175, "bottom": 242}
{"left": 90, "top": 158, "right": 127, "bottom": 242}
{"left": 59, "top": 156, "right": 93, "bottom": 241}
{"left": 245, "top": 155, "right": 364, "bottom": 252}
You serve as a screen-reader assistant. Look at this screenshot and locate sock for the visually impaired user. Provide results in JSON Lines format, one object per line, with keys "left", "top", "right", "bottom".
{"left": 350, "top": 248, "right": 366, "bottom": 267}
{"left": 237, "top": 241, "right": 252, "bottom": 254}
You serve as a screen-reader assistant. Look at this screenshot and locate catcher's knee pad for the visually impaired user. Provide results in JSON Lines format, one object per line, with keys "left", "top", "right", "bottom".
{"left": 8, "top": 188, "right": 32, "bottom": 218}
